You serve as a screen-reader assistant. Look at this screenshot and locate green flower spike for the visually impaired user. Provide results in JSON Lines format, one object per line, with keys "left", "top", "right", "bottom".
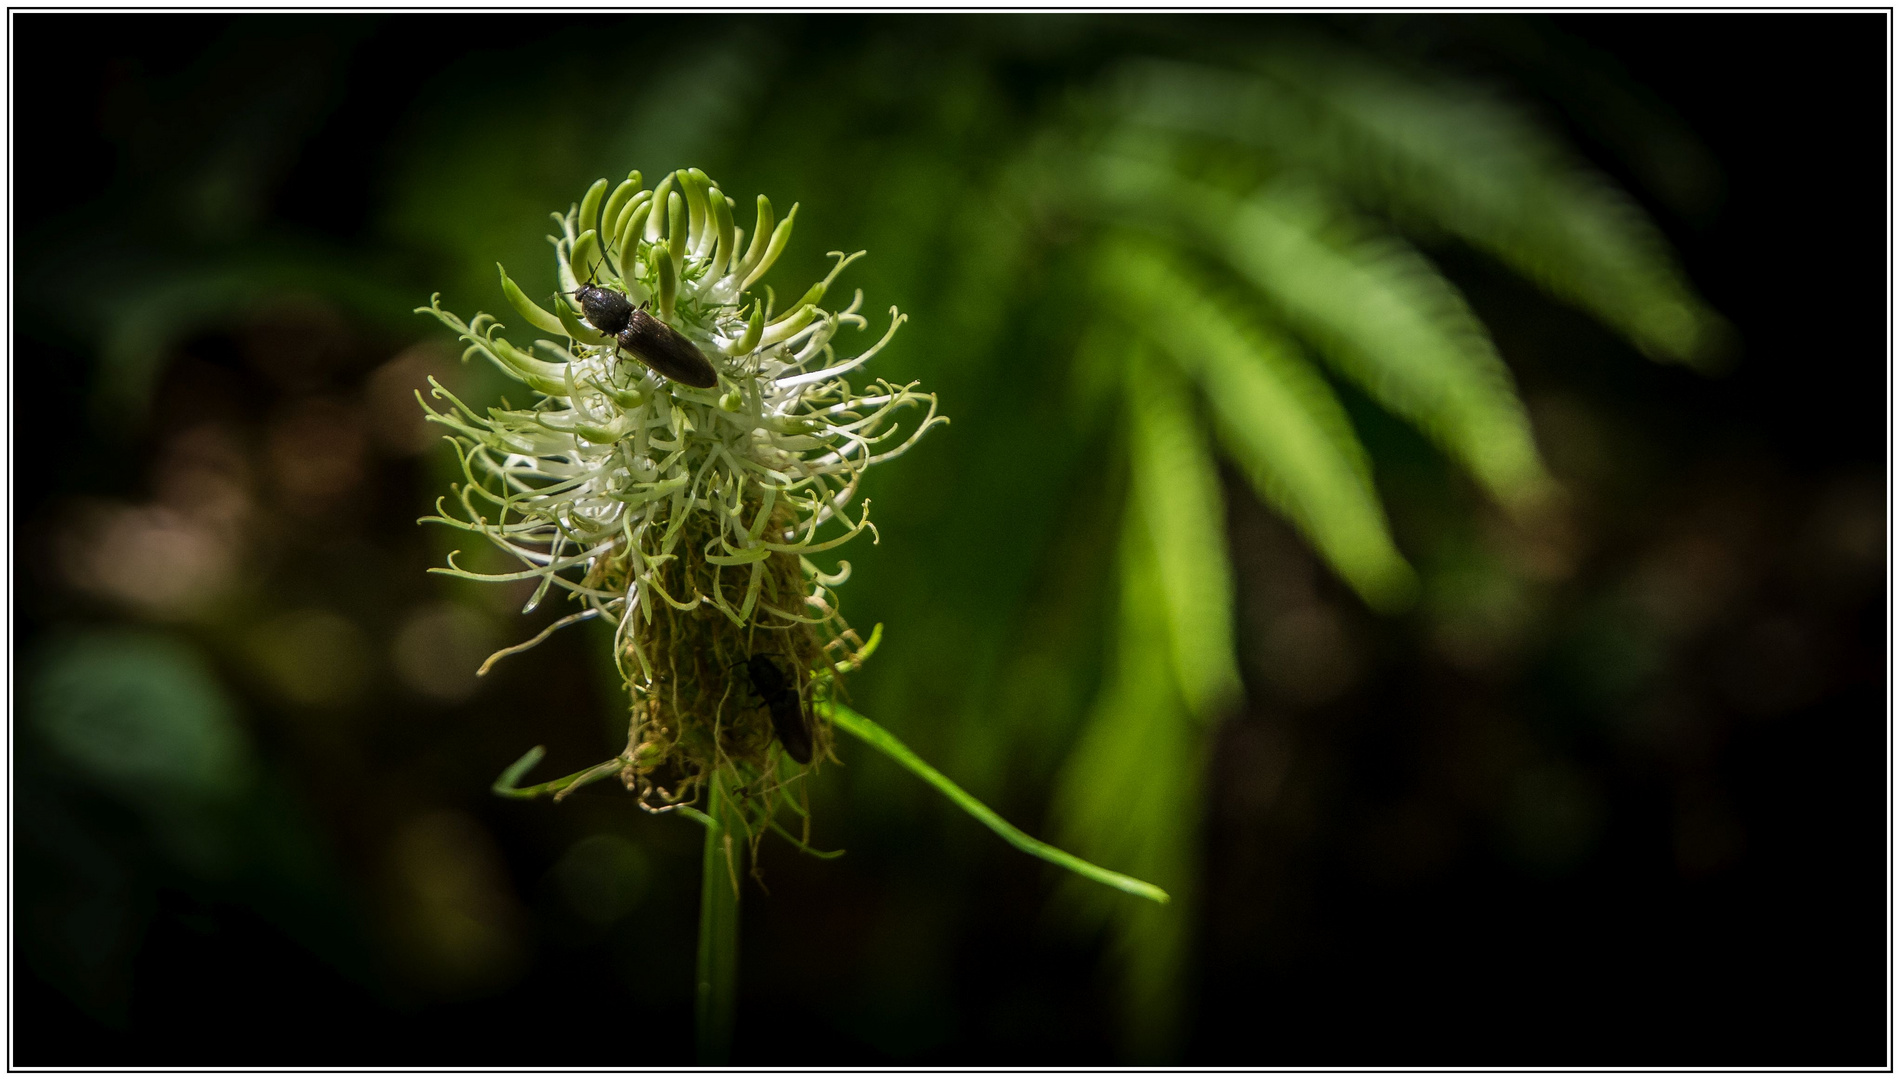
{"left": 415, "top": 170, "right": 1164, "bottom": 1057}
{"left": 419, "top": 167, "right": 938, "bottom": 816}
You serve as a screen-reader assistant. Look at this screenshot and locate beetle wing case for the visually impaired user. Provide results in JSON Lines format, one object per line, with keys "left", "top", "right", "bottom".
{"left": 619, "top": 309, "right": 718, "bottom": 388}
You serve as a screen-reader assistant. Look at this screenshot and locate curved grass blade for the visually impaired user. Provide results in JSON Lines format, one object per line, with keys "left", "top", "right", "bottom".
{"left": 821, "top": 699, "right": 1169, "bottom": 905}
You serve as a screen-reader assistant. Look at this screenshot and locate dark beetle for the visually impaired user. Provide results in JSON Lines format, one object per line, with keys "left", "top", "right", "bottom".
{"left": 619, "top": 306, "right": 719, "bottom": 389}
{"left": 743, "top": 654, "right": 813, "bottom": 765}
{"left": 572, "top": 281, "right": 718, "bottom": 389}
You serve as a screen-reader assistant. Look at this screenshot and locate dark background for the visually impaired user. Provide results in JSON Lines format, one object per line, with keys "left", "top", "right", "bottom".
{"left": 11, "top": 13, "right": 1889, "bottom": 1066}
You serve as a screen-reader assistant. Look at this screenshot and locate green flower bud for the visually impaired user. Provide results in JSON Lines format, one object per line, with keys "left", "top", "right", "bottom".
{"left": 577, "top": 177, "right": 609, "bottom": 238}
{"left": 644, "top": 171, "right": 677, "bottom": 244}
{"left": 570, "top": 229, "right": 603, "bottom": 284}
{"left": 656, "top": 244, "right": 679, "bottom": 322}
{"left": 499, "top": 265, "right": 566, "bottom": 336}
{"left": 614, "top": 192, "right": 652, "bottom": 264}
{"left": 740, "top": 203, "right": 798, "bottom": 292}
{"left": 666, "top": 191, "right": 688, "bottom": 266}
{"left": 730, "top": 195, "right": 774, "bottom": 286}
{"left": 556, "top": 295, "right": 609, "bottom": 345}
{"left": 601, "top": 175, "right": 641, "bottom": 240}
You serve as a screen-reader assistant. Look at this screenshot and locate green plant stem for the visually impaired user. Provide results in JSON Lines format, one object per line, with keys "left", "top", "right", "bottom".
{"left": 694, "top": 774, "right": 741, "bottom": 1064}
{"left": 821, "top": 700, "right": 1170, "bottom": 905}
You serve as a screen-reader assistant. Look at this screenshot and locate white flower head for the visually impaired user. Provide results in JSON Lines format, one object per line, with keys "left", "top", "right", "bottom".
{"left": 417, "top": 167, "right": 944, "bottom": 813}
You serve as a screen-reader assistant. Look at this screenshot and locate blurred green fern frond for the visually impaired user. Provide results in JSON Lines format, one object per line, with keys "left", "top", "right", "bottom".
{"left": 1123, "top": 344, "right": 1242, "bottom": 719}
{"left": 1042, "top": 41, "right": 1724, "bottom": 1056}
{"left": 1109, "top": 49, "right": 1730, "bottom": 366}
{"left": 1099, "top": 239, "right": 1414, "bottom": 610}
{"left": 1049, "top": 492, "right": 1206, "bottom": 1063}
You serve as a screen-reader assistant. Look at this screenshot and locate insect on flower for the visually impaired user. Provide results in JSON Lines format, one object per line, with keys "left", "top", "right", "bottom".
{"left": 616, "top": 304, "right": 719, "bottom": 388}
{"left": 414, "top": 165, "right": 945, "bottom": 817}
{"left": 418, "top": 168, "right": 1165, "bottom": 988}
{"left": 573, "top": 279, "right": 636, "bottom": 335}
{"left": 572, "top": 276, "right": 719, "bottom": 388}
{"left": 741, "top": 653, "right": 813, "bottom": 765}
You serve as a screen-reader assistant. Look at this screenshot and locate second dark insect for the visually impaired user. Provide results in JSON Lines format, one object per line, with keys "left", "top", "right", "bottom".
{"left": 743, "top": 653, "right": 814, "bottom": 765}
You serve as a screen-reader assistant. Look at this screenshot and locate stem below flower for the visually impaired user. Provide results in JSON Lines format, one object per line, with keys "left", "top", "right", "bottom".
{"left": 695, "top": 774, "right": 741, "bottom": 1064}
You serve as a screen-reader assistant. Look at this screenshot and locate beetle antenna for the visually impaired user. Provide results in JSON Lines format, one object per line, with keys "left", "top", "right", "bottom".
{"left": 588, "top": 197, "right": 625, "bottom": 282}
{"left": 561, "top": 259, "right": 609, "bottom": 297}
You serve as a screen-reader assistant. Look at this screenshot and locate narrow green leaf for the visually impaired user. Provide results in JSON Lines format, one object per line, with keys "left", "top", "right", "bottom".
{"left": 1123, "top": 344, "right": 1242, "bottom": 718}
{"left": 822, "top": 700, "right": 1169, "bottom": 905}
{"left": 695, "top": 774, "right": 740, "bottom": 1065}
